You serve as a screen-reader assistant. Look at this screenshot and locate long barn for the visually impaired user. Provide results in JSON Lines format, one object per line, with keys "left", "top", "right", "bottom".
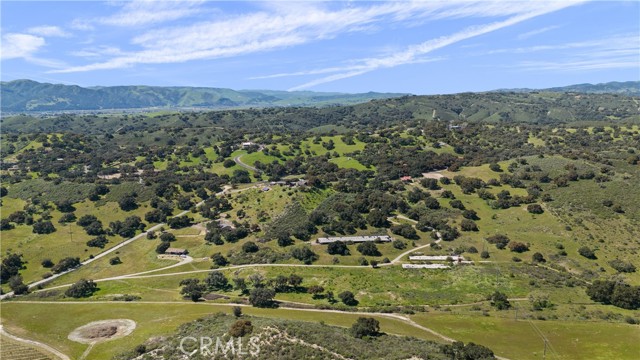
{"left": 316, "top": 235, "right": 392, "bottom": 244}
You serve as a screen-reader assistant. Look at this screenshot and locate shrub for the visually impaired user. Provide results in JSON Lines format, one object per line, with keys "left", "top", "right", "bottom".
{"left": 486, "top": 234, "right": 510, "bottom": 249}
{"left": 41, "top": 259, "right": 54, "bottom": 268}
{"left": 351, "top": 317, "right": 380, "bottom": 338}
{"left": 109, "top": 257, "right": 122, "bottom": 265}
{"left": 489, "top": 291, "right": 511, "bottom": 310}
{"left": 357, "top": 242, "right": 380, "bottom": 256}
{"left": 249, "top": 287, "right": 276, "bottom": 308}
{"left": 211, "top": 253, "right": 228, "bottom": 266}
{"left": 290, "top": 246, "right": 318, "bottom": 264}
{"left": 392, "top": 240, "right": 406, "bottom": 250}
{"left": 155, "top": 241, "right": 171, "bottom": 254}
{"left": 65, "top": 279, "right": 98, "bottom": 298}
{"left": 159, "top": 232, "right": 176, "bottom": 242}
{"left": 338, "top": 291, "right": 358, "bottom": 306}
{"left": 390, "top": 224, "right": 419, "bottom": 239}
{"left": 527, "top": 204, "right": 544, "bottom": 214}
{"left": 608, "top": 259, "right": 636, "bottom": 273}
{"left": 460, "top": 219, "right": 479, "bottom": 232}
{"left": 532, "top": 252, "right": 546, "bottom": 263}
{"left": 58, "top": 212, "right": 77, "bottom": 224}
{"left": 327, "top": 241, "right": 350, "bottom": 255}
{"left": 242, "top": 241, "right": 259, "bottom": 253}
{"left": 52, "top": 257, "right": 81, "bottom": 273}
{"left": 32, "top": 220, "right": 56, "bottom": 234}
{"left": 229, "top": 320, "right": 253, "bottom": 337}
{"left": 205, "top": 272, "right": 229, "bottom": 291}
{"left": 86, "top": 235, "right": 109, "bottom": 248}
{"left": 578, "top": 246, "right": 597, "bottom": 259}
{"left": 508, "top": 242, "right": 529, "bottom": 253}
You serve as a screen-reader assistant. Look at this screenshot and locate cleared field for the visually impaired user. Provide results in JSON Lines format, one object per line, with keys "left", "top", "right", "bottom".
{"left": 0, "top": 302, "right": 444, "bottom": 360}
{"left": 0, "top": 334, "right": 54, "bottom": 360}
{"left": 412, "top": 312, "right": 640, "bottom": 360}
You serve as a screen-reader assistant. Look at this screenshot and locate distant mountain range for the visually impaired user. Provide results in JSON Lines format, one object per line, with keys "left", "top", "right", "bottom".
{"left": 1, "top": 80, "right": 637, "bottom": 113}
{"left": 498, "top": 81, "right": 640, "bottom": 96}
{"left": 0, "top": 79, "right": 405, "bottom": 113}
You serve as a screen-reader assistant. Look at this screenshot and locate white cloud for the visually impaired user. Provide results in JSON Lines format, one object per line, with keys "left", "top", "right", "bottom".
{"left": 1, "top": 33, "right": 45, "bottom": 60}
{"left": 288, "top": 2, "right": 584, "bottom": 90}
{"left": 27, "top": 25, "right": 71, "bottom": 38}
{"left": 98, "top": 0, "right": 205, "bottom": 27}
{"left": 52, "top": 1, "right": 586, "bottom": 75}
{"left": 513, "top": 33, "right": 640, "bottom": 72}
{"left": 517, "top": 25, "right": 560, "bottom": 40}
{"left": 70, "top": 46, "right": 127, "bottom": 59}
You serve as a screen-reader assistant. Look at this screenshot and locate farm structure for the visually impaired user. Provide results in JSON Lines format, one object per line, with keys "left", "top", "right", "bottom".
{"left": 409, "top": 255, "right": 465, "bottom": 261}
{"left": 316, "top": 235, "right": 392, "bottom": 244}
{"left": 402, "top": 264, "right": 450, "bottom": 269}
{"left": 164, "top": 248, "right": 188, "bottom": 255}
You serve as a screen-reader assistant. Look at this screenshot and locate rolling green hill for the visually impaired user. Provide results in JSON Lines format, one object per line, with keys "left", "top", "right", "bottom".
{"left": 499, "top": 81, "right": 640, "bottom": 96}
{"left": 0, "top": 80, "right": 404, "bottom": 112}
{"left": 2, "top": 90, "right": 638, "bottom": 135}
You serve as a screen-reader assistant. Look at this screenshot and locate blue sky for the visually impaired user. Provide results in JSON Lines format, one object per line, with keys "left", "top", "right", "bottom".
{"left": 1, "top": 1, "right": 638, "bottom": 94}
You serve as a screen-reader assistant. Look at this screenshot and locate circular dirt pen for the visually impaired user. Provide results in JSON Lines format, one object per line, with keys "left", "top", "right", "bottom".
{"left": 68, "top": 319, "right": 136, "bottom": 344}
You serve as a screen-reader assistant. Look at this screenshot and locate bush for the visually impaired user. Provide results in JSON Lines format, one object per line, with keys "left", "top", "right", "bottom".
{"left": 205, "top": 272, "right": 229, "bottom": 291}
{"left": 351, "top": 317, "right": 380, "bottom": 338}
{"left": 0, "top": 219, "right": 14, "bottom": 230}
{"left": 9, "top": 276, "right": 29, "bottom": 295}
{"left": 586, "top": 280, "right": 640, "bottom": 310}
{"left": 159, "top": 232, "right": 176, "bottom": 242}
{"left": 489, "top": 291, "right": 511, "bottom": 310}
{"left": 52, "top": 257, "right": 81, "bottom": 273}
{"left": 58, "top": 212, "right": 77, "bottom": 224}
{"left": 65, "top": 279, "right": 98, "bottom": 298}
{"left": 77, "top": 214, "right": 98, "bottom": 227}
{"left": 229, "top": 320, "right": 253, "bottom": 337}
{"left": 109, "top": 257, "right": 122, "bottom": 265}
{"left": 460, "top": 219, "right": 479, "bottom": 232}
{"left": 32, "top": 220, "right": 56, "bottom": 234}
{"left": 480, "top": 250, "right": 490, "bottom": 259}
{"left": 608, "top": 259, "right": 636, "bottom": 273}
{"left": 578, "top": 246, "right": 597, "bottom": 259}
{"left": 508, "top": 241, "right": 529, "bottom": 253}
{"left": 41, "top": 259, "right": 54, "bottom": 268}
{"left": 390, "top": 224, "right": 419, "bottom": 239}
{"left": 392, "top": 240, "right": 406, "bottom": 250}
{"left": 118, "top": 195, "right": 139, "bottom": 211}
{"left": 167, "top": 215, "right": 192, "bottom": 229}
{"left": 242, "top": 241, "right": 259, "bottom": 253}
{"left": 486, "top": 234, "right": 510, "bottom": 249}
{"left": 327, "top": 241, "right": 350, "bottom": 255}
{"left": 357, "top": 242, "right": 380, "bottom": 256}
{"left": 155, "top": 241, "right": 171, "bottom": 254}
{"left": 86, "top": 235, "right": 109, "bottom": 248}
{"left": 249, "top": 287, "right": 276, "bottom": 308}
{"left": 532, "top": 252, "right": 546, "bottom": 263}
{"left": 338, "top": 291, "right": 358, "bottom": 306}
{"left": 527, "top": 204, "right": 544, "bottom": 214}
{"left": 211, "top": 253, "right": 228, "bottom": 266}
{"left": 290, "top": 246, "right": 318, "bottom": 264}
{"left": 180, "top": 279, "right": 206, "bottom": 302}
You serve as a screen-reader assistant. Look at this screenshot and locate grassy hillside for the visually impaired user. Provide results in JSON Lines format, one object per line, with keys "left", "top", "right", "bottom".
{"left": 0, "top": 79, "right": 404, "bottom": 112}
